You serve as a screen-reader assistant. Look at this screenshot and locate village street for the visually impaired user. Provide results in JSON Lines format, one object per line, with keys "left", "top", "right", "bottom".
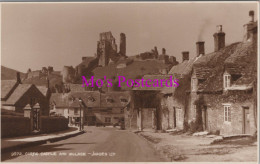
{"left": 1, "top": 127, "right": 166, "bottom": 162}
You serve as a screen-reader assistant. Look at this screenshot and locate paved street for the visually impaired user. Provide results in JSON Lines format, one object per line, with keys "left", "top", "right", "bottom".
{"left": 1, "top": 127, "right": 166, "bottom": 162}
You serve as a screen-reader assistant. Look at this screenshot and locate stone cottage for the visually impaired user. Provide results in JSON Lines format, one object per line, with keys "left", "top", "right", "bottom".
{"left": 190, "top": 12, "right": 257, "bottom": 135}
{"left": 161, "top": 50, "right": 200, "bottom": 131}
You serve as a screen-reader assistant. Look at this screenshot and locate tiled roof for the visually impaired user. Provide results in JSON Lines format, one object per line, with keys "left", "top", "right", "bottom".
{"left": 69, "top": 91, "right": 100, "bottom": 108}
{"left": 195, "top": 40, "right": 256, "bottom": 92}
{"left": 193, "top": 67, "right": 211, "bottom": 80}
{"left": 225, "top": 65, "right": 245, "bottom": 75}
{"left": 168, "top": 57, "right": 197, "bottom": 76}
{"left": 224, "top": 42, "right": 253, "bottom": 65}
{"left": 51, "top": 91, "right": 131, "bottom": 109}
{"left": 100, "top": 92, "right": 131, "bottom": 108}
{"left": 50, "top": 93, "right": 70, "bottom": 108}
{"left": 1, "top": 80, "right": 18, "bottom": 99}
{"left": 194, "top": 42, "right": 240, "bottom": 67}
{"left": 4, "top": 84, "right": 32, "bottom": 105}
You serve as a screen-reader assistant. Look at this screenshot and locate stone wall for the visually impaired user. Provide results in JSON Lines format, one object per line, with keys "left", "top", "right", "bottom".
{"left": 202, "top": 92, "right": 256, "bottom": 135}
{"left": 124, "top": 108, "right": 138, "bottom": 130}
{"left": 161, "top": 95, "right": 185, "bottom": 130}
{"left": 141, "top": 108, "right": 155, "bottom": 130}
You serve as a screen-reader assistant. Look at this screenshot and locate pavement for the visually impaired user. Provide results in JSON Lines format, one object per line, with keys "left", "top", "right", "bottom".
{"left": 1, "top": 126, "right": 166, "bottom": 162}
{"left": 1, "top": 127, "right": 84, "bottom": 154}
{"left": 137, "top": 131, "right": 257, "bottom": 162}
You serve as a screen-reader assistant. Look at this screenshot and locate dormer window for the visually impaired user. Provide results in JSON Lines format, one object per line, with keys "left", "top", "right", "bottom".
{"left": 223, "top": 73, "right": 231, "bottom": 89}
{"left": 87, "top": 96, "right": 95, "bottom": 102}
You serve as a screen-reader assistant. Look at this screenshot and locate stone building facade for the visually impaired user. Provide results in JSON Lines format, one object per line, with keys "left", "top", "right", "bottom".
{"left": 190, "top": 12, "right": 257, "bottom": 135}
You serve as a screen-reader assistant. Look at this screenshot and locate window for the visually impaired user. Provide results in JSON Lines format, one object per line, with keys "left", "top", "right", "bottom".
{"left": 224, "top": 105, "right": 231, "bottom": 122}
{"left": 120, "top": 108, "right": 124, "bottom": 114}
{"left": 223, "top": 74, "right": 231, "bottom": 89}
{"left": 105, "top": 117, "right": 111, "bottom": 123}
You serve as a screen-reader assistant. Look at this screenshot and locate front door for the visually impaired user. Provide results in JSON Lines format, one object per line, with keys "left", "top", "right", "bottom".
{"left": 173, "top": 107, "right": 176, "bottom": 128}
{"left": 202, "top": 106, "right": 208, "bottom": 131}
{"left": 243, "top": 107, "right": 250, "bottom": 134}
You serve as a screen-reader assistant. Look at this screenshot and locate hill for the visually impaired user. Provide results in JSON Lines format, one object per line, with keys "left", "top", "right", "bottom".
{"left": 1, "top": 65, "right": 26, "bottom": 80}
{"left": 92, "top": 59, "right": 173, "bottom": 90}
{"left": 22, "top": 71, "right": 63, "bottom": 92}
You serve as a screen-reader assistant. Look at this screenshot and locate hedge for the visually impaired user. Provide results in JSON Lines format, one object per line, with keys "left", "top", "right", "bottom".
{"left": 1, "top": 116, "right": 31, "bottom": 138}
{"left": 40, "top": 116, "right": 69, "bottom": 133}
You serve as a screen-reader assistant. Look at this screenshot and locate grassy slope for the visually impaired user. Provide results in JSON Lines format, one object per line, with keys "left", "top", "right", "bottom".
{"left": 1, "top": 65, "right": 26, "bottom": 80}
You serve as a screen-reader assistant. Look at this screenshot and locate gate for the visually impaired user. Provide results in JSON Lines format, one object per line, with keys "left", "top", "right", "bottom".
{"left": 32, "top": 108, "right": 40, "bottom": 131}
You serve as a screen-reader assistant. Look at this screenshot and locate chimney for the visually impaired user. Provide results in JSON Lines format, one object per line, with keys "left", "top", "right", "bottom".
{"left": 243, "top": 10, "right": 256, "bottom": 42}
{"left": 213, "top": 25, "right": 225, "bottom": 51}
{"left": 196, "top": 41, "right": 205, "bottom": 57}
{"left": 16, "top": 72, "right": 21, "bottom": 84}
{"left": 249, "top": 10, "right": 254, "bottom": 22}
{"left": 82, "top": 57, "right": 87, "bottom": 61}
{"left": 182, "top": 51, "right": 189, "bottom": 62}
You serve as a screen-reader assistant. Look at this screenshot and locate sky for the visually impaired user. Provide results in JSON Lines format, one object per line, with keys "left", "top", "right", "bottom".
{"left": 1, "top": 2, "right": 258, "bottom": 72}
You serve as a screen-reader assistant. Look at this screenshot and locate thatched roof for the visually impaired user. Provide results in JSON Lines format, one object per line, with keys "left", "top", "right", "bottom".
{"left": 168, "top": 57, "right": 197, "bottom": 77}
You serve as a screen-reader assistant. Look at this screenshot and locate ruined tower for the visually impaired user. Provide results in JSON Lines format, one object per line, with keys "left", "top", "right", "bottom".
{"left": 97, "top": 32, "right": 118, "bottom": 67}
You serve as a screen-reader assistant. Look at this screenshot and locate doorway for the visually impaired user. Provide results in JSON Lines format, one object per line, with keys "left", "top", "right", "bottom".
{"left": 243, "top": 107, "right": 250, "bottom": 134}
{"left": 173, "top": 107, "right": 176, "bottom": 128}
{"left": 202, "top": 106, "right": 208, "bottom": 131}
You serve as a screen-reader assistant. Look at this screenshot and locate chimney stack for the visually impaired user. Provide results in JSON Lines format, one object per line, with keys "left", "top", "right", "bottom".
{"left": 82, "top": 57, "right": 87, "bottom": 61}
{"left": 182, "top": 51, "right": 189, "bottom": 62}
{"left": 243, "top": 10, "right": 256, "bottom": 42}
{"left": 16, "top": 72, "right": 21, "bottom": 84}
{"left": 213, "top": 25, "right": 225, "bottom": 51}
{"left": 196, "top": 41, "right": 205, "bottom": 57}
{"left": 249, "top": 10, "right": 254, "bottom": 22}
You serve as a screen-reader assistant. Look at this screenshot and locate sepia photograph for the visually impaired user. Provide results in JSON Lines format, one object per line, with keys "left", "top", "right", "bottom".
{"left": 0, "top": 1, "right": 259, "bottom": 162}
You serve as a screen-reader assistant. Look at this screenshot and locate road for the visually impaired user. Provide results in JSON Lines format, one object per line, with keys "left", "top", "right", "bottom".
{"left": 1, "top": 126, "right": 166, "bottom": 162}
